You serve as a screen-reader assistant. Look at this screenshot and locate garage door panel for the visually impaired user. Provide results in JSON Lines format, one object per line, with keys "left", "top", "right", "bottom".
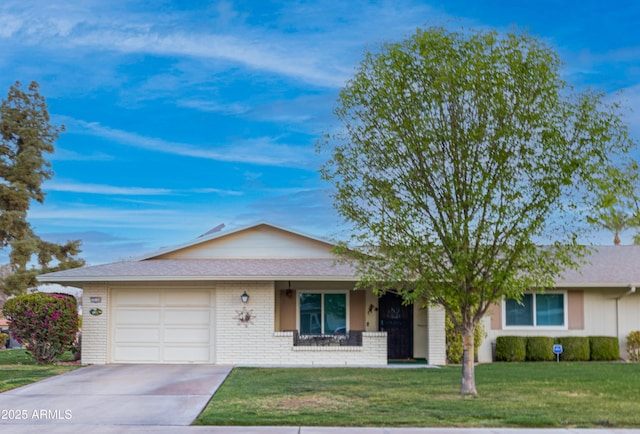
{"left": 114, "top": 291, "right": 161, "bottom": 306}
{"left": 111, "top": 288, "right": 214, "bottom": 363}
{"left": 164, "top": 328, "right": 209, "bottom": 343}
{"left": 113, "top": 345, "right": 161, "bottom": 362}
{"left": 114, "top": 309, "right": 161, "bottom": 324}
{"left": 165, "top": 291, "right": 210, "bottom": 306}
{"left": 164, "top": 309, "right": 210, "bottom": 325}
{"left": 115, "top": 327, "right": 161, "bottom": 343}
{"left": 163, "top": 346, "right": 210, "bottom": 362}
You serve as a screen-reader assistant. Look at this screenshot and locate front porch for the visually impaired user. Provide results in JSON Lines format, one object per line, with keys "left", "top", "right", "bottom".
{"left": 271, "top": 281, "right": 447, "bottom": 365}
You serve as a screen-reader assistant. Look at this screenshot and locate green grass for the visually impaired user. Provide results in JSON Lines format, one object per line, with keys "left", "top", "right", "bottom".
{"left": 194, "top": 363, "right": 640, "bottom": 428}
{"left": 0, "top": 349, "right": 81, "bottom": 392}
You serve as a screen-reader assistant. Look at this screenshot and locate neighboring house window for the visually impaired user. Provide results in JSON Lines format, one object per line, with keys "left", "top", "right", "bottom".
{"left": 299, "top": 292, "right": 347, "bottom": 335}
{"left": 504, "top": 292, "right": 566, "bottom": 328}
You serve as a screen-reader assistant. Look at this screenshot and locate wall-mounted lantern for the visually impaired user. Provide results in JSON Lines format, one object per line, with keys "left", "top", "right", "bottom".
{"left": 241, "top": 291, "right": 249, "bottom": 303}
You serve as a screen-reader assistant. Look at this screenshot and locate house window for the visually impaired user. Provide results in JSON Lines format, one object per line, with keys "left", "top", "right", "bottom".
{"left": 504, "top": 292, "right": 566, "bottom": 328}
{"left": 299, "top": 292, "right": 347, "bottom": 335}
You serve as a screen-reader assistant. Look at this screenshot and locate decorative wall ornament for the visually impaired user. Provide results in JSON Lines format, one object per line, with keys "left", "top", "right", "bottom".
{"left": 235, "top": 307, "right": 255, "bottom": 327}
{"left": 89, "top": 308, "right": 103, "bottom": 316}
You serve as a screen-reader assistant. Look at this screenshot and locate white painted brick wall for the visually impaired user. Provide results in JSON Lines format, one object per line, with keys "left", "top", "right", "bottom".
{"left": 81, "top": 285, "right": 108, "bottom": 364}
{"left": 215, "top": 281, "right": 277, "bottom": 364}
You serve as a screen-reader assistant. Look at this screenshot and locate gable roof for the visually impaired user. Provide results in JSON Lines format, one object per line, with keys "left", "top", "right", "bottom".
{"left": 37, "top": 222, "right": 640, "bottom": 290}
{"left": 37, "top": 258, "right": 357, "bottom": 284}
{"left": 137, "top": 221, "right": 336, "bottom": 260}
{"left": 38, "top": 223, "right": 355, "bottom": 287}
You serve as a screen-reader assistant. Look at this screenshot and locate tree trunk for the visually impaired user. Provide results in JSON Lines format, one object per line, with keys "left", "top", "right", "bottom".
{"left": 460, "top": 326, "right": 477, "bottom": 395}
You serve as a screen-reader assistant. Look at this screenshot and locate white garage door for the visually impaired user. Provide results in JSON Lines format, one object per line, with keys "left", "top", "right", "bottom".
{"left": 111, "top": 288, "right": 214, "bottom": 363}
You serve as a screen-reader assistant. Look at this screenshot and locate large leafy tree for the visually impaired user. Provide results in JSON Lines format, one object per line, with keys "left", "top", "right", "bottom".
{"left": 320, "top": 27, "right": 637, "bottom": 395}
{"left": 0, "top": 81, "right": 84, "bottom": 295}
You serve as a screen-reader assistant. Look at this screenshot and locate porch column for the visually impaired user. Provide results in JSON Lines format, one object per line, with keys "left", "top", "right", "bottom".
{"left": 427, "top": 305, "right": 446, "bottom": 365}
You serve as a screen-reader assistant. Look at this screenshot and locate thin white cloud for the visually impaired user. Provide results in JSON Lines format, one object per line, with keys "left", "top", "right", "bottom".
{"left": 68, "top": 118, "right": 317, "bottom": 168}
{"left": 0, "top": 1, "right": 440, "bottom": 88}
{"left": 44, "top": 181, "right": 244, "bottom": 197}
{"left": 189, "top": 188, "right": 243, "bottom": 197}
{"left": 45, "top": 182, "right": 172, "bottom": 196}
{"left": 50, "top": 147, "right": 116, "bottom": 161}
{"left": 176, "top": 99, "right": 251, "bottom": 116}
{"left": 29, "top": 206, "right": 181, "bottom": 228}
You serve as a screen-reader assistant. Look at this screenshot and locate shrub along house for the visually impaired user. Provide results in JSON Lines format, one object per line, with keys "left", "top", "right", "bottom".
{"left": 37, "top": 223, "right": 447, "bottom": 365}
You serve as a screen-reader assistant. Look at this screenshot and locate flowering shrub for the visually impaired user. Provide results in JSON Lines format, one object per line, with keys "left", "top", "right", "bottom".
{"left": 627, "top": 331, "right": 640, "bottom": 362}
{"left": 2, "top": 292, "right": 79, "bottom": 364}
{"left": 0, "top": 332, "right": 8, "bottom": 348}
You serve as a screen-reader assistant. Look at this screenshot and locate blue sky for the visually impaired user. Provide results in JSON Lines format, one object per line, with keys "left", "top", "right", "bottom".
{"left": 1, "top": 0, "right": 639, "bottom": 265}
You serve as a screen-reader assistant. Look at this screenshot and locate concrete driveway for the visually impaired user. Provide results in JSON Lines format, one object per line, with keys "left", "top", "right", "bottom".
{"left": 0, "top": 364, "right": 232, "bottom": 427}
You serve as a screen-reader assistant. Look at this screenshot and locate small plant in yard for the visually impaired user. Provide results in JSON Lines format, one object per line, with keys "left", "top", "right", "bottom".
{"left": 627, "top": 331, "right": 640, "bottom": 362}
{"left": 0, "top": 332, "right": 8, "bottom": 349}
{"left": 2, "top": 292, "right": 78, "bottom": 364}
{"left": 446, "top": 314, "right": 485, "bottom": 363}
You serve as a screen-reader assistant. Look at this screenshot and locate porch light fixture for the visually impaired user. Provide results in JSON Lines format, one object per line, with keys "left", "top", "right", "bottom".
{"left": 241, "top": 291, "right": 249, "bottom": 303}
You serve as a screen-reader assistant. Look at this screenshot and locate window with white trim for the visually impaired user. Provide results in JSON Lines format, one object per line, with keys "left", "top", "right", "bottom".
{"left": 504, "top": 292, "right": 566, "bottom": 328}
{"left": 299, "top": 292, "right": 347, "bottom": 335}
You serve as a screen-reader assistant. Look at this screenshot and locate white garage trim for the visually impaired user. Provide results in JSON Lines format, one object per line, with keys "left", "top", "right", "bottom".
{"left": 110, "top": 287, "right": 215, "bottom": 363}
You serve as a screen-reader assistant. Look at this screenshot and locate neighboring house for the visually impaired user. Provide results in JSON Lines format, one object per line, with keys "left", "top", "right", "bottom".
{"left": 37, "top": 222, "right": 640, "bottom": 365}
{"left": 481, "top": 246, "right": 640, "bottom": 362}
{"left": 38, "top": 223, "right": 447, "bottom": 366}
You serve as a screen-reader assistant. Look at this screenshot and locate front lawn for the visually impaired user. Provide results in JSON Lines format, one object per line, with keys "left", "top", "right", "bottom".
{"left": 195, "top": 362, "right": 640, "bottom": 428}
{"left": 0, "top": 349, "right": 80, "bottom": 392}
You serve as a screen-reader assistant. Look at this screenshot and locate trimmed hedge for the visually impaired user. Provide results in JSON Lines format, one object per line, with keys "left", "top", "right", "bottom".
{"left": 495, "top": 335, "right": 619, "bottom": 362}
{"left": 526, "top": 336, "right": 555, "bottom": 361}
{"left": 495, "top": 336, "right": 526, "bottom": 361}
{"left": 558, "top": 337, "right": 590, "bottom": 361}
{"left": 589, "top": 336, "right": 620, "bottom": 361}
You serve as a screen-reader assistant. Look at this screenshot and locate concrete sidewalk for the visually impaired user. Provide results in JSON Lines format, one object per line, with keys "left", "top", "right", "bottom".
{"left": 1, "top": 426, "right": 640, "bottom": 433}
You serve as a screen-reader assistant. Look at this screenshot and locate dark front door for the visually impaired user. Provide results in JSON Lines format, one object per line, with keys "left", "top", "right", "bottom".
{"left": 379, "top": 292, "right": 413, "bottom": 360}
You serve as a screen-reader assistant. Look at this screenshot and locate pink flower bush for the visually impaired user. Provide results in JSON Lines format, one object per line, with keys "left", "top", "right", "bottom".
{"left": 2, "top": 292, "right": 79, "bottom": 364}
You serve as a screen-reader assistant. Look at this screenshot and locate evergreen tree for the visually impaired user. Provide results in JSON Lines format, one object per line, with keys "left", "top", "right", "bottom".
{"left": 0, "top": 81, "right": 84, "bottom": 295}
